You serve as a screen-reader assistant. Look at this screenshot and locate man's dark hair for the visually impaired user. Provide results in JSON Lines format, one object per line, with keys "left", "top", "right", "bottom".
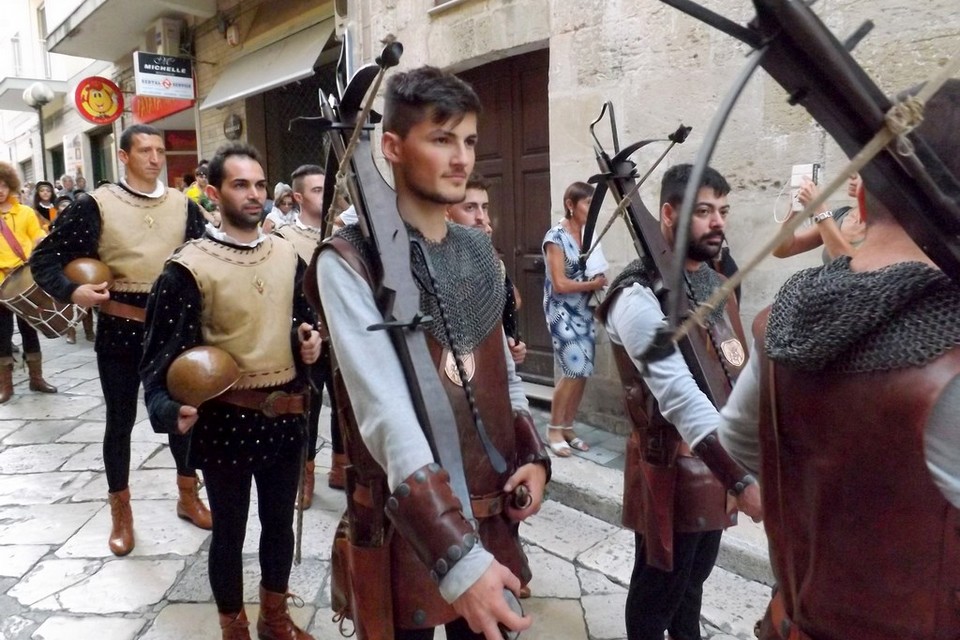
{"left": 466, "top": 172, "right": 491, "bottom": 192}
{"left": 291, "top": 164, "right": 324, "bottom": 195}
{"left": 119, "top": 124, "right": 163, "bottom": 152}
{"left": 660, "top": 164, "right": 731, "bottom": 208}
{"left": 207, "top": 143, "right": 262, "bottom": 189}
{"left": 865, "top": 78, "right": 960, "bottom": 225}
{"left": 383, "top": 66, "right": 481, "bottom": 138}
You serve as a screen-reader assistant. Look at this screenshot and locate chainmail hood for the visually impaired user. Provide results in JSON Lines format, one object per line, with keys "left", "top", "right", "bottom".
{"left": 335, "top": 222, "right": 505, "bottom": 354}
{"left": 766, "top": 256, "right": 960, "bottom": 372}
{"left": 600, "top": 259, "right": 726, "bottom": 325}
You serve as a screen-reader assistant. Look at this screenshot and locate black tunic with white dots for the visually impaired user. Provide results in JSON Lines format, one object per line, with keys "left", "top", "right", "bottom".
{"left": 30, "top": 186, "right": 206, "bottom": 355}
{"left": 140, "top": 246, "right": 316, "bottom": 472}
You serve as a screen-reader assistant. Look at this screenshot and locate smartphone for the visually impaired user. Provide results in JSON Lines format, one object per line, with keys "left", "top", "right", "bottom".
{"left": 790, "top": 163, "right": 821, "bottom": 212}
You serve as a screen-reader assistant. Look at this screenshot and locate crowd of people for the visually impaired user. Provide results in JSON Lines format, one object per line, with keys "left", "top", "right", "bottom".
{"left": 0, "top": 54, "right": 956, "bottom": 640}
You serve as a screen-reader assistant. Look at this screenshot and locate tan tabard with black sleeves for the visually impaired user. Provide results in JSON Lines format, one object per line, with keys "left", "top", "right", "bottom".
{"left": 273, "top": 223, "right": 323, "bottom": 264}
{"left": 92, "top": 183, "right": 189, "bottom": 293}
{"left": 169, "top": 236, "right": 298, "bottom": 389}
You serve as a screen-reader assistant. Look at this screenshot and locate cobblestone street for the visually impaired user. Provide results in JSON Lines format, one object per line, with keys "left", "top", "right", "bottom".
{"left": 0, "top": 336, "right": 770, "bottom": 640}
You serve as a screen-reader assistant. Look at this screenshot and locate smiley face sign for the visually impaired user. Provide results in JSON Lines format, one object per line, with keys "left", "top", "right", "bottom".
{"left": 75, "top": 76, "right": 124, "bottom": 124}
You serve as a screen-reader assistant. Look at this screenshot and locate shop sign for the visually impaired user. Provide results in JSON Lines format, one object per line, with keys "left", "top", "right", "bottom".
{"left": 74, "top": 76, "right": 124, "bottom": 124}
{"left": 133, "top": 51, "right": 195, "bottom": 100}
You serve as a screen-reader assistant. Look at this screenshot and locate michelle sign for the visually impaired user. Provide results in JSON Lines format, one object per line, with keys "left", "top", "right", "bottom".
{"left": 133, "top": 51, "right": 195, "bottom": 100}
{"left": 74, "top": 76, "right": 123, "bottom": 124}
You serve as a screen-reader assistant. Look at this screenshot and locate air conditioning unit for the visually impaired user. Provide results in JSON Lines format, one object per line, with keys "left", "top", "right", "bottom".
{"left": 144, "top": 18, "right": 183, "bottom": 56}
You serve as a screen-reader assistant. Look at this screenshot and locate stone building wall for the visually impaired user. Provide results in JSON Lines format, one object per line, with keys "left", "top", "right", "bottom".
{"left": 354, "top": 0, "right": 959, "bottom": 431}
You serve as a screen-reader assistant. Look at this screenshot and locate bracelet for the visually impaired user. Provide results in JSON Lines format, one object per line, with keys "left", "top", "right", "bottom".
{"left": 813, "top": 210, "right": 833, "bottom": 224}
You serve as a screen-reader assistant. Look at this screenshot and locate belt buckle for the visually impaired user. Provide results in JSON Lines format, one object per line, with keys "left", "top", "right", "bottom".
{"left": 260, "top": 391, "right": 286, "bottom": 418}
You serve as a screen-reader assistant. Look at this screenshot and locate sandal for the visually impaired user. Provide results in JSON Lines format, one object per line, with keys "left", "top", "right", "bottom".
{"left": 548, "top": 440, "right": 572, "bottom": 457}
{"left": 547, "top": 425, "right": 572, "bottom": 457}
{"left": 564, "top": 427, "right": 590, "bottom": 452}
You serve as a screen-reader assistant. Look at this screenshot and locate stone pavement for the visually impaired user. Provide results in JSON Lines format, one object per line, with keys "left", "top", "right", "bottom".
{"left": 0, "top": 336, "right": 771, "bottom": 640}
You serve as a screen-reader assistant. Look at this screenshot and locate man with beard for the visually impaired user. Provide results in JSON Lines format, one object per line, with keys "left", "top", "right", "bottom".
{"left": 141, "top": 142, "right": 321, "bottom": 639}
{"left": 597, "top": 164, "right": 761, "bottom": 640}
{"left": 315, "top": 66, "right": 549, "bottom": 640}
{"left": 31, "top": 124, "right": 211, "bottom": 557}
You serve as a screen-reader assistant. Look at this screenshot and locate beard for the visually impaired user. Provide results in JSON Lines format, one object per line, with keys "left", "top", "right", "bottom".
{"left": 404, "top": 169, "right": 465, "bottom": 206}
{"left": 221, "top": 203, "right": 262, "bottom": 231}
{"left": 687, "top": 231, "right": 725, "bottom": 263}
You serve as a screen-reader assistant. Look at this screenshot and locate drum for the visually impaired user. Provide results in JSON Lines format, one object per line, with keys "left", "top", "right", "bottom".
{"left": 0, "top": 264, "right": 86, "bottom": 339}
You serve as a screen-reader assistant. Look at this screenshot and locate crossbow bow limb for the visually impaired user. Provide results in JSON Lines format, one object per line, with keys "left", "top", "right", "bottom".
{"left": 656, "top": 0, "right": 960, "bottom": 345}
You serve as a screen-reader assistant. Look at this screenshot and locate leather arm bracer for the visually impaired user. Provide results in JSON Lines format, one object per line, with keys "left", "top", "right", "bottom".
{"left": 693, "top": 431, "right": 757, "bottom": 495}
{"left": 513, "top": 411, "right": 552, "bottom": 483}
{"left": 384, "top": 463, "right": 479, "bottom": 584}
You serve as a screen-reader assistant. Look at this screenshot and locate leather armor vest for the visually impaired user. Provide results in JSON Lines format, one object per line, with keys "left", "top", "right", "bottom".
{"left": 606, "top": 278, "right": 747, "bottom": 570}
{"left": 321, "top": 235, "right": 529, "bottom": 630}
{"left": 274, "top": 222, "right": 323, "bottom": 264}
{"left": 93, "top": 183, "right": 188, "bottom": 293}
{"left": 755, "top": 311, "right": 960, "bottom": 640}
{"left": 170, "top": 236, "right": 298, "bottom": 390}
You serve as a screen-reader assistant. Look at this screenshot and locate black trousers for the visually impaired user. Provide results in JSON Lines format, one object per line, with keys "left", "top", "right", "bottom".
{"left": 625, "top": 529, "right": 722, "bottom": 640}
{"left": 0, "top": 305, "right": 40, "bottom": 357}
{"left": 396, "top": 618, "right": 483, "bottom": 640}
{"left": 202, "top": 438, "right": 301, "bottom": 613}
{"left": 306, "top": 347, "right": 343, "bottom": 461}
{"left": 97, "top": 351, "right": 193, "bottom": 492}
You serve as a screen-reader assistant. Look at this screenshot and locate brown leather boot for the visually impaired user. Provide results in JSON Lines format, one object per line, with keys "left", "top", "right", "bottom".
{"left": 327, "top": 453, "right": 347, "bottom": 491}
{"left": 176, "top": 474, "right": 213, "bottom": 530}
{"left": 257, "top": 585, "right": 314, "bottom": 640}
{"left": 219, "top": 609, "right": 252, "bottom": 640}
{"left": 25, "top": 353, "right": 57, "bottom": 393}
{"left": 83, "top": 313, "right": 95, "bottom": 341}
{"left": 108, "top": 488, "right": 134, "bottom": 556}
{"left": 0, "top": 358, "right": 13, "bottom": 404}
{"left": 300, "top": 461, "right": 315, "bottom": 510}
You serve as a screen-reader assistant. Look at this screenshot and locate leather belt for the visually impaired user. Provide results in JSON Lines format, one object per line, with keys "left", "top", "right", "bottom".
{"left": 352, "top": 483, "right": 504, "bottom": 518}
{"left": 218, "top": 389, "right": 308, "bottom": 418}
{"left": 770, "top": 590, "right": 812, "bottom": 640}
{"left": 99, "top": 300, "right": 147, "bottom": 323}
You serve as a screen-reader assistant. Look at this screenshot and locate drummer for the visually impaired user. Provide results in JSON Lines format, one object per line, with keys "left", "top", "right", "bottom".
{"left": 0, "top": 162, "right": 58, "bottom": 404}
{"left": 30, "top": 124, "right": 211, "bottom": 558}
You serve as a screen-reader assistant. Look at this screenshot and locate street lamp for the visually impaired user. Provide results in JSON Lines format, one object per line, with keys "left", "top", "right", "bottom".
{"left": 22, "top": 82, "right": 55, "bottom": 180}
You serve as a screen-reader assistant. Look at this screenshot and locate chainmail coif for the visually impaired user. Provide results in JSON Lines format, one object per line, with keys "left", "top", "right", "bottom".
{"left": 766, "top": 256, "right": 960, "bottom": 372}
{"left": 603, "top": 259, "right": 726, "bottom": 325}
{"left": 336, "top": 222, "right": 505, "bottom": 354}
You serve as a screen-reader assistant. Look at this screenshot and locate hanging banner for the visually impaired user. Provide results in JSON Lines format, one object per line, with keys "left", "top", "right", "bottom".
{"left": 74, "top": 76, "right": 123, "bottom": 124}
{"left": 131, "top": 95, "right": 194, "bottom": 124}
{"left": 133, "top": 51, "right": 195, "bottom": 100}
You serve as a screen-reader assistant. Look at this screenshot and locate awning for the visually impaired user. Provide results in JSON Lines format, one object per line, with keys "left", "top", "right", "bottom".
{"left": 0, "top": 78, "right": 68, "bottom": 112}
{"left": 199, "top": 20, "right": 334, "bottom": 111}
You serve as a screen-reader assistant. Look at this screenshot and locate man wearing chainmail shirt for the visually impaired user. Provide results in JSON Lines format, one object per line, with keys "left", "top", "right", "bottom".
{"left": 30, "top": 124, "right": 211, "bottom": 557}
{"left": 717, "top": 79, "right": 960, "bottom": 640}
{"left": 315, "top": 66, "right": 550, "bottom": 640}
{"left": 597, "top": 164, "right": 761, "bottom": 640}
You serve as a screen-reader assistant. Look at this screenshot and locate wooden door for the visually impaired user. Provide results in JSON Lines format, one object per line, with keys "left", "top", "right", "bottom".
{"left": 459, "top": 49, "right": 553, "bottom": 385}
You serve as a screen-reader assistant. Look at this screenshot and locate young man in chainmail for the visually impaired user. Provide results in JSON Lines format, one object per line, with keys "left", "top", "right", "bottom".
{"left": 718, "top": 80, "right": 960, "bottom": 640}
{"left": 597, "top": 164, "right": 761, "bottom": 640}
{"left": 315, "top": 66, "right": 550, "bottom": 640}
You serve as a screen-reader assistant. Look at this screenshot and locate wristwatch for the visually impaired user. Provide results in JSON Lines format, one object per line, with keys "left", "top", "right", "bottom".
{"left": 813, "top": 210, "right": 833, "bottom": 224}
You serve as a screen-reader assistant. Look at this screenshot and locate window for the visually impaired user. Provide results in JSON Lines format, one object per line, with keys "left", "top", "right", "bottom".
{"left": 37, "top": 4, "right": 51, "bottom": 78}
{"left": 11, "top": 33, "right": 22, "bottom": 76}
